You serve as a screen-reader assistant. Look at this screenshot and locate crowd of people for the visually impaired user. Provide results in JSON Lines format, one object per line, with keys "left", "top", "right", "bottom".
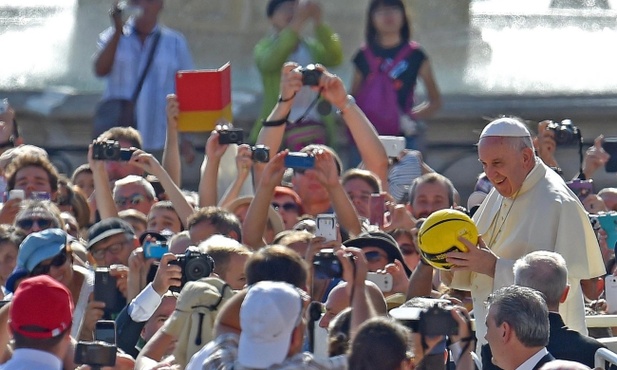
{"left": 0, "top": 0, "right": 616, "bottom": 369}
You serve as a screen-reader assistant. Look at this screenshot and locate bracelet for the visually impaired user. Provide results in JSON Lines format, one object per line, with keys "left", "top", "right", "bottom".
{"left": 336, "top": 95, "right": 356, "bottom": 115}
{"left": 262, "top": 117, "right": 288, "bottom": 127}
{"left": 278, "top": 93, "right": 296, "bottom": 103}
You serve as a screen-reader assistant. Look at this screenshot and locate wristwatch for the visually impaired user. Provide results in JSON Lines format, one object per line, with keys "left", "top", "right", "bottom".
{"left": 336, "top": 95, "right": 356, "bottom": 115}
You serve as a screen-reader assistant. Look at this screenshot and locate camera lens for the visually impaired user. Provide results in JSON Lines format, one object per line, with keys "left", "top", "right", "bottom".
{"left": 228, "top": 132, "right": 237, "bottom": 142}
{"left": 184, "top": 257, "right": 210, "bottom": 281}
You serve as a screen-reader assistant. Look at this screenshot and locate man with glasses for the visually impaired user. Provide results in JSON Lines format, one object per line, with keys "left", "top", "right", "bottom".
{"left": 87, "top": 217, "right": 138, "bottom": 267}
{"left": 113, "top": 174, "right": 157, "bottom": 216}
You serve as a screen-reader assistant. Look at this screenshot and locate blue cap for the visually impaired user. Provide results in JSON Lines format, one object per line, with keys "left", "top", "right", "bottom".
{"left": 5, "top": 267, "right": 29, "bottom": 293}
{"left": 17, "top": 228, "right": 67, "bottom": 272}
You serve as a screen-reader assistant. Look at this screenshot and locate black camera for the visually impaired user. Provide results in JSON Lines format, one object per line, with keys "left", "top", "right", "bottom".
{"left": 169, "top": 247, "right": 215, "bottom": 292}
{"left": 218, "top": 128, "right": 244, "bottom": 145}
{"left": 297, "top": 64, "right": 323, "bottom": 86}
{"left": 313, "top": 249, "right": 342, "bottom": 279}
{"left": 74, "top": 341, "right": 117, "bottom": 367}
{"left": 546, "top": 119, "right": 581, "bottom": 146}
{"left": 92, "top": 140, "right": 135, "bottom": 161}
{"left": 390, "top": 298, "right": 458, "bottom": 336}
{"left": 251, "top": 145, "right": 270, "bottom": 163}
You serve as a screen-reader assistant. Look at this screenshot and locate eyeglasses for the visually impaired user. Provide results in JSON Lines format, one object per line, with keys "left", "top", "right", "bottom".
{"left": 364, "top": 250, "right": 388, "bottom": 263}
{"left": 31, "top": 249, "right": 68, "bottom": 276}
{"left": 272, "top": 202, "right": 299, "bottom": 212}
{"left": 115, "top": 194, "right": 148, "bottom": 207}
{"left": 16, "top": 218, "right": 53, "bottom": 230}
{"left": 91, "top": 240, "right": 130, "bottom": 260}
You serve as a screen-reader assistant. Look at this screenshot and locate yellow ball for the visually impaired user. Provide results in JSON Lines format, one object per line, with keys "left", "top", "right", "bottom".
{"left": 417, "top": 209, "right": 478, "bottom": 271}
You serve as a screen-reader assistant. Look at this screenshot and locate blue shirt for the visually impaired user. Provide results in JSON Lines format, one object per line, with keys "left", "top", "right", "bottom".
{"left": 97, "top": 20, "right": 194, "bottom": 150}
{"left": 0, "top": 348, "right": 62, "bottom": 370}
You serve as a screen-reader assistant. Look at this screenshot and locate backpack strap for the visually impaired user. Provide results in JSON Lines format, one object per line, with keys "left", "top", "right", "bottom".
{"left": 362, "top": 42, "right": 417, "bottom": 76}
{"left": 384, "top": 42, "right": 416, "bottom": 75}
{"left": 361, "top": 45, "right": 382, "bottom": 74}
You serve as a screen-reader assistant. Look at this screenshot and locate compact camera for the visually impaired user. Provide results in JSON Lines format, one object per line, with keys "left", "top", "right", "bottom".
{"left": 251, "top": 145, "right": 270, "bottom": 163}
{"left": 546, "top": 119, "right": 581, "bottom": 146}
{"left": 390, "top": 298, "right": 458, "bottom": 336}
{"left": 143, "top": 240, "right": 169, "bottom": 260}
{"left": 169, "top": 248, "right": 215, "bottom": 292}
{"left": 74, "top": 341, "right": 117, "bottom": 367}
{"left": 313, "top": 248, "right": 342, "bottom": 279}
{"left": 92, "top": 140, "right": 135, "bottom": 161}
{"left": 297, "top": 64, "right": 323, "bottom": 86}
{"left": 284, "top": 152, "right": 315, "bottom": 170}
{"left": 218, "top": 128, "right": 244, "bottom": 145}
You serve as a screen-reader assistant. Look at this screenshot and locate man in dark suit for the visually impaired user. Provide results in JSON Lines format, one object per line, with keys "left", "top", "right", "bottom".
{"left": 485, "top": 285, "right": 555, "bottom": 370}
{"left": 483, "top": 251, "right": 605, "bottom": 369}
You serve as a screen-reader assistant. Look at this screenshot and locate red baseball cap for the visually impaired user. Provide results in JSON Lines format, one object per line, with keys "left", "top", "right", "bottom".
{"left": 9, "top": 275, "right": 73, "bottom": 339}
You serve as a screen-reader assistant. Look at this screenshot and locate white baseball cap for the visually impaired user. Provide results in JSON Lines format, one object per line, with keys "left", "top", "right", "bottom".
{"left": 238, "top": 281, "right": 308, "bottom": 368}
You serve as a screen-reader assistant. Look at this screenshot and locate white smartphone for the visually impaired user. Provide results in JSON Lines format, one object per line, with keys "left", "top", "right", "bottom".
{"left": 367, "top": 272, "right": 393, "bottom": 293}
{"left": 379, "top": 136, "right": 406, "bottom": 158}
{"left": 605, "top": 275, "right": 617, "bottom": 314}
{"left": 8, "top": 189, "right": 25, "bottom": 201}
{"left": 315, "top": 214, "right": 337, "bottom": 241}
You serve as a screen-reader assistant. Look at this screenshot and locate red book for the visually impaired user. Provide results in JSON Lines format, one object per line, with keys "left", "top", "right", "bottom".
{"left": 175, "top": 62, "right": 232, "bottom": 132}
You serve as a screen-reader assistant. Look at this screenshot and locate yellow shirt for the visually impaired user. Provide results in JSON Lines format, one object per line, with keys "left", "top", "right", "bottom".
{"left": 448, "top": 159, "right": 605, "bottom": 345}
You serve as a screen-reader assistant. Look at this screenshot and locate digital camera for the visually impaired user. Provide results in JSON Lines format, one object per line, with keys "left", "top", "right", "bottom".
{"left": 390, "top": 298, "right": 458, "bottom": 336}
{"left": 92, "top": 140, "right": 135, "bottom": 161}
{"left": 312, "top": 248, "right": 342, "bottom": 279}
{"left": 284, "top": 152, "right": 315, "bottom": 170}
{"left": 143, "top": 240, "right": 169, "bottom": 260}
{"left": 251, "top": 145, "right": 270, "bottom": 163}
{"left": 546, "top": 119, "right": 581, "bottom": 146}
{"left": 169, "top": 248, "right": 215, "bottom": 292}
{"left": 297, "top": 64, "right": 323, "bottom": 86}
{"left": 218, "top": 128, "right": 244, "bottom": 145}
{"left": 74, "top": 341, "right": 117, "bottom": 367}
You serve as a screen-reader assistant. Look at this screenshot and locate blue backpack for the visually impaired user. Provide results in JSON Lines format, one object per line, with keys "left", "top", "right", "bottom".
{"left": 355, "top": 42, "right": 417, "bottom": 135}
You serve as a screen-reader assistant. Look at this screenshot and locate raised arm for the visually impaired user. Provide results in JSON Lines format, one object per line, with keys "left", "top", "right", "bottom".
{"left": 129, "top": 150, "right": 194, "bottom": 228}
{"left": 218, "top": 144, "right": 253, "bottom": 208}
{"left": 161, "top": 94, "right": 182, "bottom": 186}
{"left": 198, "top": 131, "right": 229, "bottom": 207}
{"left": 88, "top": 143, "right": 118, "bottom": 219}
{"left": 93, "top": 1, "right": 124, "bottom": 77}
{"left": 242, "top": 150, "right": 288, "bottom": 249}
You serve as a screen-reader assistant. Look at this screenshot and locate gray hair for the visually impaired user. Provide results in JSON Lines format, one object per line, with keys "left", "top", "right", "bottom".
{"left": 487, "top": 285, "right": 549, "bottom": 348}
{"left": 513, "top": 251, "right": 568, "bottom": 307}
{"left": 113, "top": 175, "right": 156, "bottom": 199}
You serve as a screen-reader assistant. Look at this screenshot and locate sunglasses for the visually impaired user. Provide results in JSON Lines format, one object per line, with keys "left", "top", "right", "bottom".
{"left": 16, "top": 218, "right": 53, "bottom": 230}
{"left": 272, "top": 202, "right": 299, "bottom": 212}
{"left": 31, "top": 249, "right": 68, "bottom": 276}
{"left": 115, "top": 194, "right": 148, "bottom": 207}
{"left": 364, "top": 250, "right": 388, "bottom": 263}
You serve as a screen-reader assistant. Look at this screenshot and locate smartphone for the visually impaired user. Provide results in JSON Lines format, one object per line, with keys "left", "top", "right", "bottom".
{"left": 8, "top": 189, "right": 25, "bottom": 201}
{"left": 94, "top": 268, "right": 126, "bottom": 320}
{"left": 378, "top": 135, "right": 406, "bottom": 158}
{"left": 284, "top": 152, "right": 315, "bottom": 170}
{"left": 367, "top": 272, "right": 393, "bottom": 292}
{"left": 95, "top": 320, "right": 116, "bottom": 345}
{"left": 603, "top": 137, "right": 617, "bottom": 173}
{"left": 605, "top": 275, "right": 617, "bottom": 313}
{"left": 565, "top": 179, "right": 593, "bottom": 201}
{"left": 315, "top": 214, "right": 337, "bottom": 241}
{"left": 369, "top": 193, "right": 385, "bottom": 228}
{"left": 597, "top": 212, "right": 617, "bottom": 250}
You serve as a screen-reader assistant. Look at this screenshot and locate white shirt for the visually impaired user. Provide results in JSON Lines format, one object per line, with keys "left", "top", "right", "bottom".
{"left": 0, "top": 348, "right": 62, "bottom": 370}
{"left": 515, "top": 348, "right": 549, "bottom": 370}
{"left": 128, "top": 282, "right": 162, "bottom": 322}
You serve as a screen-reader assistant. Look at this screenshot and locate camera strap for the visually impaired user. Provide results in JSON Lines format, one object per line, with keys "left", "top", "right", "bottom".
{"left": 288, "top": 89, "right": 323, "bottom": 126}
